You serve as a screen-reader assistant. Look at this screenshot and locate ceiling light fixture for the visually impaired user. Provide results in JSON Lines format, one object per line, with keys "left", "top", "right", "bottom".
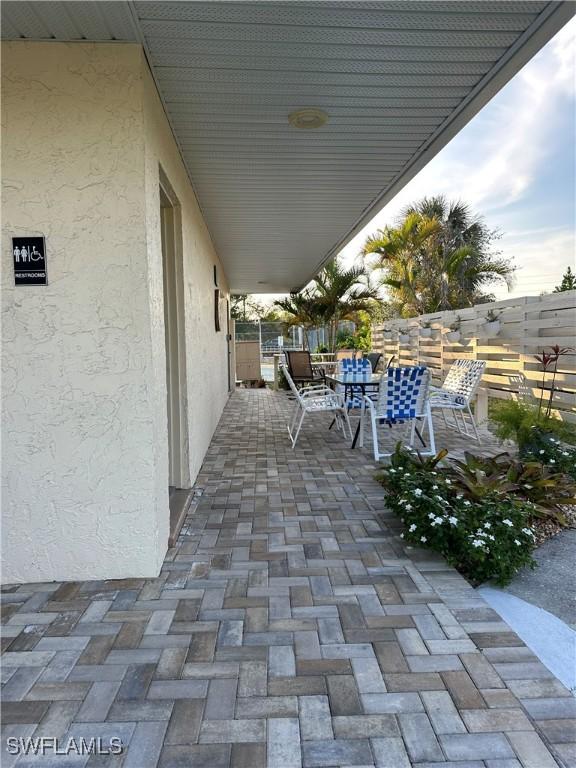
{"left": 288, "top": 108, "right": 329, "bottom": 130}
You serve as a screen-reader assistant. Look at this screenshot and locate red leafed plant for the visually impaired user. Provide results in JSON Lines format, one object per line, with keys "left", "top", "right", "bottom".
{"left": 534, "top": 345, "right": 574, "bottom": 417}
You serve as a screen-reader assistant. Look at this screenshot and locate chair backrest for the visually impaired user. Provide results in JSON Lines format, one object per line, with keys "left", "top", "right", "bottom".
{"left": 441, "top": 359, "right": 486, "bottom": 403}
{"left": 385, "top": 354, "right": 395, "bottom": 369}
{"left": 510, "top": 373, "right": 533, "bottom": 403}
{"left": 285, "top": 350, "right": 314, "bottom": 380}
{"left": 375, "top": 366, "right": 430, "bottom": 420}
{"left": 366, "top": 352, "right": 382, "bottom": 372}
{"left": 280, "top": 364, "right": 304, "bottom": 404}
{"left": 338, "top": 357, "right": 372, "bottom": 375}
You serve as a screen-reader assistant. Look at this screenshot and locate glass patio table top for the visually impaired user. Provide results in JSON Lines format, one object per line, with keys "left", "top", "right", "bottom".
{"left": 325, "top": 372, "right": 382, "bottom": 386}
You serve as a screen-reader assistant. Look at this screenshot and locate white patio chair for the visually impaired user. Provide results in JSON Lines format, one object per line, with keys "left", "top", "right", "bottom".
{"left": 359, "top": 366, "right": 435, "bottom": 461}
{"left": 281, "top": 365, "right": 352, "bottom": 449}
{"left": 429, "top": 359, "right": 486, "bottom": 440}
{"left": 510, "top": 373, "right": 534, "bottom": 403}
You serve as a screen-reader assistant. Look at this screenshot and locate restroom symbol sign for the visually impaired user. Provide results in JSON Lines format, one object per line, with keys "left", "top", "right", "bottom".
{"left": 12, "top": 236, "right": 47, "bottom": 285}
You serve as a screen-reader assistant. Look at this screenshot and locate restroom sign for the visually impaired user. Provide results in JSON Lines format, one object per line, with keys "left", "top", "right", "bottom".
{"left": 12, "top": 236, "right": 47, "bottom": 285}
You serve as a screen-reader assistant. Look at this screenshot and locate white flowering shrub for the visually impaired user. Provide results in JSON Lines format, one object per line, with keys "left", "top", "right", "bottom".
{"left": 524, "top": 437, "right": 576, "bottom": 482}
{"left": 379, "top": 447, "right": 537, "bottom": 585}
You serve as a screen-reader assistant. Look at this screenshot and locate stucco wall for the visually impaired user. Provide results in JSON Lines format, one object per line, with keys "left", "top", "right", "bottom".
{"left": 1, "top": 42, "right": 230, "bottom": 584}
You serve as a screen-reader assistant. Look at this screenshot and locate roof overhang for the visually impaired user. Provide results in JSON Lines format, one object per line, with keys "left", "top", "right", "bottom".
{"left": 2, "top": 1, "right": 574, "bottom": 293}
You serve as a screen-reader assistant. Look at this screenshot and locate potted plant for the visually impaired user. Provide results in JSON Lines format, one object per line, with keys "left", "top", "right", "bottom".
{"left": 445, "top": 316, "right": 462, "bottom": 343}
{"left": 419, "top": 320, "right": 433, "bottom": 338}
{"left": 399, "top": 329, "right": 411, "bottom": 344}
{"left": 484, "top": 309, "right": 501, "bottom": 336}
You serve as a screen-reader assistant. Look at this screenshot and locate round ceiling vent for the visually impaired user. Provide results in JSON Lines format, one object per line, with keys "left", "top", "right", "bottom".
{"left": 288, "top": 108, "right": 329, "bottom": 130}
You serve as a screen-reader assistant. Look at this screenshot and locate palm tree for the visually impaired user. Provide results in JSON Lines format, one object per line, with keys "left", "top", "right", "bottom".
{"left": 363, "top": 196, "right": 514, "bottom": 316}
{"left": 274, "top": 290, "right": 325, "bottom": 350}
{"left": 362, "top": 212, "right": 441, "bottom": 316}
{"left": 274, "top": 260, "right": 379, "bottom": 352}
{"left": 312, "top": 261, "right": 379, "bottom": 351}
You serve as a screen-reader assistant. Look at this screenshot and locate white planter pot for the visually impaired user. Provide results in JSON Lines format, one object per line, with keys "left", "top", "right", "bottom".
{"left": 399, "top": 334, "right": 410, "bottom": 344}
{"left": 485, "top": 320, "right": 501, "bottom": 335}
{"left": 419, "top": 328, "right": 432, "bottom": 338}
{"left": 446, "top": 331, "right": 461, "bottom": 343}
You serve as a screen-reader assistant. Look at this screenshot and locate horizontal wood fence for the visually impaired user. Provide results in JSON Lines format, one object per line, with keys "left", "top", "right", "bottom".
{"left": 372, "top": 291, "right": 576, "bottom": 425}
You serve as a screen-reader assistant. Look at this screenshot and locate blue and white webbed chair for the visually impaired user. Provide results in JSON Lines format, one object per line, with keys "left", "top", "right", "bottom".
{"left": 281, "top": 364, "right": 352, "bottom": 449}
{"left": 337, "top": 356, "right": 373, "bottom": 409}
{"left": 359, "top": 366, "right": 435, "bottom": 461}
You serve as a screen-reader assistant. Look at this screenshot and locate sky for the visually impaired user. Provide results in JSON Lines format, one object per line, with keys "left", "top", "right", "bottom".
{"left": 262, "top": 17, "right": 575, "bottom": 304}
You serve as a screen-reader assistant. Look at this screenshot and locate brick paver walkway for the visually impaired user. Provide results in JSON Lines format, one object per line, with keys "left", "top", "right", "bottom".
{"left": 2, "top": 389, "right": 573, "bottom": 767}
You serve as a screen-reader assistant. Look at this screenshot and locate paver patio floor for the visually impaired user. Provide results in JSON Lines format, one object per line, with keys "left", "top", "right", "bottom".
{"left": 2, "top": 389, "right": 574, "bottom": 767}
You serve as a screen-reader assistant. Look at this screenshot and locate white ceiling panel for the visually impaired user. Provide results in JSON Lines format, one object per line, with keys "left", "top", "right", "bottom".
{"left": 2, "top": 1, "right": 573, "bottom": 292}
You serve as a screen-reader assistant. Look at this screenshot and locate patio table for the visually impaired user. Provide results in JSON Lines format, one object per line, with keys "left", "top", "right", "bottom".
{"left": 325, "top": 371, "right": 427, "bottom": 450}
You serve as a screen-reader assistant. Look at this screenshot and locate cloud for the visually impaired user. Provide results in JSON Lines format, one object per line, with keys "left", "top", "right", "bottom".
{"left": 493, "top": 228, "right": 575, "bottom": 299}
{"left": 342, "top": 19, "right": 576, "bottom": 280}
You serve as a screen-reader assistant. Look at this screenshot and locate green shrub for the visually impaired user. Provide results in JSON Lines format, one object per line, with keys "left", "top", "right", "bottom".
{"left": 489, "top": 399, "right": 576, "bottom": 453}
{"left": 446, "top": 451, "right": 576, "bottom": 525}
{"left": 378, "top": 446, "right": 537, "bottom": 585}
{"left": 523, "top": 436, "right": 576, "bottom": 482}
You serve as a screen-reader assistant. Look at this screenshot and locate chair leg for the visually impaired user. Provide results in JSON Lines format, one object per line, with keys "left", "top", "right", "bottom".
{"left": 426, "top": 404, "right": 436, "bottom": 456}
{"left": 289, "top": 403, "right": 301, "bottom": 436}
{"left": 468, "top": 403, "right": 481, "bottom": 442}
{"left": 359, "top": 403, "right": 365, "bottom": 447}
{"left": 343, "top": 407, "right": 352, "bottom": 440}
{"left": 291, "top": 409, "right": 306, "bottom": 449}
{"left": 449, "top": 408, "right": 462, "bottom": 433}
{"left": 457, "top": 409, "right": 470, "bottom": 436}
{"left": 408, "top": 419, "right": 416, "bottom": 448}
{"left": 370, "top": 411, "right": 380, "bottom": 462}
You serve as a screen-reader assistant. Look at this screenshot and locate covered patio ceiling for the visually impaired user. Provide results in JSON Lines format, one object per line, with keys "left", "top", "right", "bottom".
{"left": 2, "top": 1, "right": 574, "bottom": 292}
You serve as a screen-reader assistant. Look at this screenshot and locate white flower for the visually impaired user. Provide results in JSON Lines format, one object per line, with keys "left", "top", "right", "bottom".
{"left": 539, "top": 449, "right": 545, "bottom": 454}
{"left": 413, "top": 488, "right": 423, "bottom": 497}
{"left": 456, "top": 493, "right": 464, "bottom": 499}
{"left": 428, "top": 512, "right": 436, "bottom": 520}
{"left": 409, "top": 524, "right": 417, "bottom": 532}
{"left": 399, "top": 533, "right": 404, "bottom": 539}
{"left": 405, "top": 504, "right": 412, "bottom": 511}
{"left": 484, "top": 522, "right": 491, "bottom": 529}
{"left": 448, "top": 516, "right": 458, "bottom": 526}
{"left": 445, "top": 479, "right": 452, "bottom": 485}
{"left": 389, "top": 468, "right": 396, "bottom": 473}
{"left": 562, "top": 451, "right": 569, "bottom": 456}
{"left": 502, "top": 519, "right": 513, "bottom": 527}
{"left": 488, "top": 535, "right": 495, "bottom": 541}
{"left": 434, "top": 516, "right": 443, "bottom": 525}
{"left": 435, "top": 495, "right": 444, "bottom": 502}
{"left": 432, "top": 485, "right": 439, "bottom": 490}
{"left": 420, "top": 536, "right": 427, "bottom": 543}
{"left": 472, "top": 539, "right": 483, "bottom": 548}
{"left": 522, "top": 528, "right": 535, "bottom": 537}
{"left": 514, "top": 539, "right": 521, "bottom": 546}
{"left": 524, "top": 484, "right": 532, "bottom": 489}
{"left": 549, "top": 459, "right": 556, "bottom": 464}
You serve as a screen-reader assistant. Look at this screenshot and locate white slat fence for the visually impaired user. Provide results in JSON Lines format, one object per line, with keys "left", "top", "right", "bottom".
{"left": 372, "top": 291, "right": 576, "bottom": 425}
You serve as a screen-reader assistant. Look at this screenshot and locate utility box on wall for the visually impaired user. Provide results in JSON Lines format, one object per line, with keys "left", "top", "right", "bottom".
{"left": 235, "top": 340, "right": 261, "bottom": 384}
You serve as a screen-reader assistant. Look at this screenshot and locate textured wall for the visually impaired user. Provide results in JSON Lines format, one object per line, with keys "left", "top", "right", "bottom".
{"left": 1, "top": 42, "right": 230, "bottom": 584}
{"left": 141, "top": 56, "right": 231, "bottom": 496}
